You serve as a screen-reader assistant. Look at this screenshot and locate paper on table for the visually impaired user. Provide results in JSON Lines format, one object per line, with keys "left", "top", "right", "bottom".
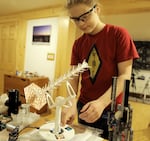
{"left": 70, "top": 129, "right": 104, "bottom": 141}
{"left": 18, "top": 128, "right": 104, "bottom": 141}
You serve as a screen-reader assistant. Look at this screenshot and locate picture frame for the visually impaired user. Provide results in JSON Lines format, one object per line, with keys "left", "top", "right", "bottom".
{"left": 32, "top": 25, "right": 51, "bottom": 45}
{"left": 130, "top": 41, "right": 150, "bottom": 104}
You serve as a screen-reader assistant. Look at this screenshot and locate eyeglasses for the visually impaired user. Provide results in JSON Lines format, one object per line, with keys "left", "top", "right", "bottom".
{"left": 70, "top": 5, "right": 96, "bottom": 23}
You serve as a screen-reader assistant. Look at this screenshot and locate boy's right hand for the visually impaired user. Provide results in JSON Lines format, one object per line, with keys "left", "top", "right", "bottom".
{"left": 61, "top": 100, "right": 77, "bottom": 126}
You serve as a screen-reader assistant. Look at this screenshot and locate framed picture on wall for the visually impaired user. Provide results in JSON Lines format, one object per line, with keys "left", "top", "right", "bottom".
{"left": 130, "top": 41, "right": 150, "bottom": 104}
{"left": 133, "top": 41, "right": 150, "bottom": 70}
{"left": 32, "top": 25, "right": 51, "bottom": 45}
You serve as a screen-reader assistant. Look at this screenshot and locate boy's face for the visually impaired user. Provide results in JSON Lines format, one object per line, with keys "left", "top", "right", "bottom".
{"left": 69, "top": 3, "right": 100, "bottom": 34}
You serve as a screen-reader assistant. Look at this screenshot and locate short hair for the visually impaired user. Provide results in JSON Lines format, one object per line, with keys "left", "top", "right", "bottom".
{"left": 66, "top": 0, "right": 98, "bottom": 9}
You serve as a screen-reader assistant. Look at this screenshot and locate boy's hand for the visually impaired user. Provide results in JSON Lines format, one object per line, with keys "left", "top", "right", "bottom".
{"left": 79, "top": 99, "right": 105, "bottom": 123}
{"left": 61, "top": 100, "right": 77, "bottom": 126}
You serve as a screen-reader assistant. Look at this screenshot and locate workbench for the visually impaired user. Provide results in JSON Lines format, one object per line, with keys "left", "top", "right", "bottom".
{"left": 0, "top": 110, "right": 106, "bottom": 141}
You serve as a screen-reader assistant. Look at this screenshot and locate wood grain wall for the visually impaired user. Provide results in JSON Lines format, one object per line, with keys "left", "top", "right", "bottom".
{"left": 0, "top": 6, "right": 76, "bottom": 94}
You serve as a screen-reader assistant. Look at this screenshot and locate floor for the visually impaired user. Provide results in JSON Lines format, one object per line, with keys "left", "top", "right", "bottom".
{"left": 133, "top": 128, "right": 150, "bottom": 141}
{"left": 129, "top": 101, "right": 150, "bottom": 141}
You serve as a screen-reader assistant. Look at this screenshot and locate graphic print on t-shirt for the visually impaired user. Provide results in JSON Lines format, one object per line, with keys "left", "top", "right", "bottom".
{"left": 87, "top": 44, "right": 101, "bottom": 83}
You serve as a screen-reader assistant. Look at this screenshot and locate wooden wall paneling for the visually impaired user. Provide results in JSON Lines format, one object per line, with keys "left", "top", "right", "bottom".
{"left": 16, "top": 19, "right": 27, "bottom": 71}
{"left": 54, "top": 17, "right": 70, "bottom": 98}
{"left": 0, "top": 22, "right": 18, "bottom": 93}
{"left": 100, "top": 0, "right": 150, "bottom": 15}
{"left": 4, "top": 23, "right": 17, "bottom": 72}
{"left": 0, "top": 25, "right": 3, "bottom": 93}
{"left": 54, "top": 17, "right": 76, "bottom": 98}
{"left": 20, "top": 7, "right": 66, "bottom": 20}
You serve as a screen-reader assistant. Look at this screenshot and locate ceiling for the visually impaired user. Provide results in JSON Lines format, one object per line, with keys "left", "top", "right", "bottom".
{"left": 0, "top": 0, "right": 66, "bottom": 16}
{"left": 0, "top": 0, "right": 150, "bottom": 16}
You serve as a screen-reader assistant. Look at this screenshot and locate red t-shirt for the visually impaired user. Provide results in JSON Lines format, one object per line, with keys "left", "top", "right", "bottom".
{"left": 71, "top": 24, "right": 139, "bottom": 105}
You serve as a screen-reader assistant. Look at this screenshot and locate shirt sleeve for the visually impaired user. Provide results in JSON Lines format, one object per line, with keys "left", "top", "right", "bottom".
{"left": 115, "top": 26, "right": 139, "bottom": 63}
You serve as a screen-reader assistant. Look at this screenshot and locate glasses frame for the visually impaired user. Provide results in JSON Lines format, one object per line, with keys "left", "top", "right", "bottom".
{"left": 70, "top": 4, "right": 97, "bottom": 22}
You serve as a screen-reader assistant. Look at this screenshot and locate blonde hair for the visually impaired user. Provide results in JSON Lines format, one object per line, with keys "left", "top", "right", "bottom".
{"left": 66, "top": 0, "right": 98, "bottom": 9}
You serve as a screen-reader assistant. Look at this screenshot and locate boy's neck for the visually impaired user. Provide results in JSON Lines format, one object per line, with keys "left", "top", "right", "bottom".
{"left": 90, "top": 22, "right": 105, "bottom": 35}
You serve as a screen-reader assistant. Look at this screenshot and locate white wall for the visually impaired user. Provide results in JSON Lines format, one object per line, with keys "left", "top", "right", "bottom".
{"left": 102, "top": 12, "right": 150, "bottom": 40}
{"left": 24, "top": 17, "right": 58, "bottom": 81}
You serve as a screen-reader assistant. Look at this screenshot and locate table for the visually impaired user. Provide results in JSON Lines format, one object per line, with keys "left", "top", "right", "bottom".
{"left": 20, "top": 110, "right": 106, "bottom": 141}
{"left": 0, "top": 110, "right": 106, "bottom": 141}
